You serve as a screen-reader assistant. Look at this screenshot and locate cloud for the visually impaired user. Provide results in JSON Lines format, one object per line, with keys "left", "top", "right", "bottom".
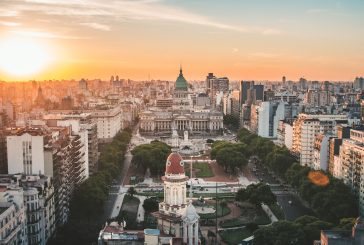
{"left": 232, "top": 48, "right": 239, "bottom": 53}
{"left": 0, "top": 21, "right": 21, "bottom": 27}
{"left": 0, "top": 10, "right": 19, "bottom": 17}
{"left": 0, "top": 0, "right": 281, "bottom": 35}
{"left": 10, "top": 30, "right": 85, "bottom": 39}
{"left": 80, "top": 22, "right": 111, "bottom": 31}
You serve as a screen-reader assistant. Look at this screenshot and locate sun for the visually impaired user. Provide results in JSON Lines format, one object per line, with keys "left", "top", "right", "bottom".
{"left": 0, "top": 37, "right": 51, "bottom": 77}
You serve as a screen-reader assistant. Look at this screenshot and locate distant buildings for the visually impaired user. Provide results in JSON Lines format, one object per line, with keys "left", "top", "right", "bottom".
{"left": 206, "top": 73, "right": 229, "bottom": 107}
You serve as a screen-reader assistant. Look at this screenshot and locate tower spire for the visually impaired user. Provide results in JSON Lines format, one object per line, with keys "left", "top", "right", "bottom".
{"left": 179, "top": 64, "right": 182, "bottom": 75}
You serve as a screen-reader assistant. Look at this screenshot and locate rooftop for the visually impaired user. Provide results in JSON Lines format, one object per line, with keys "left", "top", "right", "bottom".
{"left": 322, "top": 230, "right": 351, "bottom": 239}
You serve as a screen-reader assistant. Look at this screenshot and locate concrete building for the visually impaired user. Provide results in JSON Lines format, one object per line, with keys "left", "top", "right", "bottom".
{"left": 205, "top": 73, "right": 229, "bottom": 106}
{"left": 97, "top": 222, "right": 144, "bottom": 245}
{"left": 305, "top": 89, "right": 330, "bottom": 107}
{"left": 91, "top": 105, "right": 123, "bottom": 142}
{"left": 156, "top": 99, "right": 173, "bottom": 109}
{"left": 354, "top": 77, "right": 364, "bottom": 90}
{"left": 7, "top": 127, "right": 86, "bottom": 227}
{"left": 339, "top": 129, "right": 364, "bottom": 216}
{"left": 250, "top": 101, "right": 289, "bottom": 138}
{"left": 16, "top": 175, "right": 55, "bottom": 245}
{"left": 313, "top": 134, "right": 331, "bottom": 171}
{"left": 274, "top": 91, "right": 298, "bottom": 103}
{"left": 45, "top": 113, "right": 98, "bottom": 176}
{"left": 292, "top": 114, "right": 349, "bottom": 167}
{"left": 277, "top": 119, "right": 294, "bottom": 150}
{"left": 240, "top": 81, "right": 251, "bottom": 105}
{"left": 319, "top": 218, "right": 364, "bottom": 245}
{"left": 0, "top": 185, "right": 27, "bottom": 245}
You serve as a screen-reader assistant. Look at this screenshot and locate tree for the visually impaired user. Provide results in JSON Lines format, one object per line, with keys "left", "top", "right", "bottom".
{"left": 246, "top": 222, "right": 259, "bottom": 232}
{"left": 223, "top": 114, "right": 240, "bottom": 130}
{"left": 127, "top": 187, "right": 137, "bottom": 197}
{"left": 336, "top": 218, "right": 356, "bottom": 230}
{"left": 254, "top": 221, "right": 306, "bottom": 245}
{"left": 236, "top": 183, "right": 276, "bottom": 207}
{"left": 143, "top": 198, "right": 159, "bottom": 214}
{"left": 219, "top": 199, "right": 227, "bottom": 216}
{"left": 131, "top": 141, "right": 171, "bottom": 176}
{"left": 215, "top": 147, "right": 247, "bottom": 174}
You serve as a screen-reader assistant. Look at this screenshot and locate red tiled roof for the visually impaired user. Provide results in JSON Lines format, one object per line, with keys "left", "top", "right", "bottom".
{"left": 165, "top": 152, "right": 184, "bottom": 175}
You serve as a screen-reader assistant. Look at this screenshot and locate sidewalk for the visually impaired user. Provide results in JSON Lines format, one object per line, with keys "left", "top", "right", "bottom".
{"left": 110, "top": 193, "right": 125, "bottom": 219}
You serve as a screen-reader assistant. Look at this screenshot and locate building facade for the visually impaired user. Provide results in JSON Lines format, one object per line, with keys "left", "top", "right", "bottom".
{"left": 140, "top": 69, "right": 223, "bottom": 136}
{"left": 292, "top": 114, "right": 349, "bottom": 167}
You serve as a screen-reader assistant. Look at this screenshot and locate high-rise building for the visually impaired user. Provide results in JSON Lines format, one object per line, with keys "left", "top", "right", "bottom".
{"left": 292, "top": 114, "right": 350, "bottom": 167}
{"left": 305, "top": 89, "right": 330, "bottom": 107}
{"left": 240, "top": 81, "right": 254, "bottom": 105}
{"left": 16, "top": 175, "right": 56, "bottom": 245}
{"left": 253, "top": 84, "right": 264, "bottom": 101}
{"left": 205, "top": 73, "right": 229, "bottom": 107}
{"left": 0, "top": 184, "right": 27, "bottom": 245}
{"left": 7, "top": 127, "right": 86, "bottom": 227}
{"left": 313, "top": 134, "right": 331, "bottom": 171}
{"left": 354, "top": 77, "right": 364, "bottom": 90}
{"left": 340, "top": 129, "right": 364, "bottom": 216}
{"left": 250, "top": 101, "right": 289, "bottom": 138}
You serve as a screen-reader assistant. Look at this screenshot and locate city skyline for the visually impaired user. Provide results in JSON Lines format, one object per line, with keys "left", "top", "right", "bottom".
{"left": 0, "top": 0, "right": 364, "bottom": 81}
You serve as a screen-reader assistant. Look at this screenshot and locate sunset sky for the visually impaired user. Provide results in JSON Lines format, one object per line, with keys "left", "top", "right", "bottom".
{"left": 0, "top": 0, "right": 363, "bottom": 81}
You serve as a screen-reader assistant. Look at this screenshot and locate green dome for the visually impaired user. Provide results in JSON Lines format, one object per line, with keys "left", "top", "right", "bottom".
{"left": 175, "top": 67, "right": 188, "bottom": 90}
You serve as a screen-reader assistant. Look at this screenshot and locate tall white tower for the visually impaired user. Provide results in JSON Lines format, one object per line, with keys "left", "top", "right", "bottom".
{"left": 161, "top": 152, "right": 188, "bottom": 215}
{"left": 154, "top": 151, "right": 200, "bottom": 244}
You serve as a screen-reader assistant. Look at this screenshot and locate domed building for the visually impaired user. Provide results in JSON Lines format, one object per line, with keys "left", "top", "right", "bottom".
{"left": 153, "top": 151, "right": 200, "bottom": 245}
{"left": 139, "top": 67, "right": 223, "bottom": 136}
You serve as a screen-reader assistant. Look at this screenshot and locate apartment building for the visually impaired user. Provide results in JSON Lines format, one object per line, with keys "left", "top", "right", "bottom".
{"left": 0, "top": 184, "right": 27, "bottom": 245}
{"left": 292, "top": 114, "right": 349, "bottom": 167}
{"left": 339, "top": 129, "right": 364, "bottom": 216}
{"left": 313, "top": 134, "right": 331, "bottom": 171}
{"left": 6, "top": 127, "right": 86, "bottom": 227}
{"left": 277, "top": 119, "right": 294, "bottom": 150}
{"left": 16, "top": 175, "right": 55, "bottom": 245}
{"left": 91, "top": 105, "right": 123, "bottom": 142}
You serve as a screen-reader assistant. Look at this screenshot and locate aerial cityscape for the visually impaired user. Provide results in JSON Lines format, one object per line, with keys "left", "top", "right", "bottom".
{"left": 0, "top": 0, "right": 364, "bottom": 245}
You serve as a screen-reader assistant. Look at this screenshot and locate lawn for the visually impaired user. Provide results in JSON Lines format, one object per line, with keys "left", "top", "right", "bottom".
{"left": 220, "top": 202, "right": 271, "bottom": 228}
{"left": 198, "top": 203, "right": 231, "bottom": 219}
{"left": 219, "top": 228, "right": 253, "bottom": 245}
{"left": 117, "top": 195, "right": 140, "bottom": 229}
{"left": 185, "top": 162, "right": 214, "bottom": 178}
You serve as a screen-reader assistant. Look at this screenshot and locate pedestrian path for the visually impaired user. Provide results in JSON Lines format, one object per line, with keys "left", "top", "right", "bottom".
{"left": 110, "top": 193, "right": 125, "bottom": 219}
